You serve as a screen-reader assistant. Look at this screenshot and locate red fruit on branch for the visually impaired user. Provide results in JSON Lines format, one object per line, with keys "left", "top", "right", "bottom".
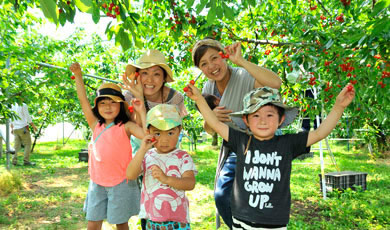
{"left": 347, "top": 85, "right": 353, "bottom": 91}
{"left": 265, "top": 50, "right": 271, "bottom": 55}
{"left": 67, "top": 1, "right": 71, "bottom": 5}
{"left": 224, "top": 54, "right": 229, "bottom": 59}
{"left": 183, "top": 87, "right": 189, "bottom": 92}
{"left": 373, "top": 54, "right": 381, "bottom": 59}
{"left": 128, "top": 106, "right": 134, "bottom": 113}
{"left": 336, "top": 14, "right": 344, "bottom": 23}
{"left": 110, "top": 3, "right": 114, "bottom": 8}
{"left": 366, "top": 64, "right": 371, "bottom": 67}
{"left": 190, "top": 80, "right": 195, "bottom": 85}
{"left": 310, "top": 5, "right": 317, "bottom": 10}
{"left": 71, "top": 75, "right": 75, "bottom": 80}
{"left": 59, "top": 9, "right": 63, "bottom": 13}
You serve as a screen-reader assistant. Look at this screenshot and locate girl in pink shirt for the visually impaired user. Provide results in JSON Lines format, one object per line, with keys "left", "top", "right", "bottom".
{"left": 70, "top": 63, "right": 146, "bottom": 230}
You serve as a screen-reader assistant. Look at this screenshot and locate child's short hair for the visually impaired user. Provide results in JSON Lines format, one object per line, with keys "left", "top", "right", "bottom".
{"left": 92, "top": 83, "right": 130, "bottom": 125}
{"left": 195, "top": 93, "right": 220, "bottom": 111}
{"left": 146, "top": 104, "right": 182, "bottom": 130}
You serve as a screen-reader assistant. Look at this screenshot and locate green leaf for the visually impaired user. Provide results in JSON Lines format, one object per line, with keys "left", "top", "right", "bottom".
{"left": 40, "top": 0, "right": 58, "bottom": 25}
{"left": 59, "top": 10, "right": 67, "bottom": 26}
{"left": 196, "top": 0, "right": 207, "bottom": 14}
{"left": 216, "top": 5, "right": 223, "bottom": 19}
{"left": 222, "top": 2, "right": 234, "bottom": 20}
{"left": 92, "top": 5, "right": 100, "bottom": 24}
{"left": 123, "top": 0, "right": 130, "bottom": 10}
{"left": 117, "top": 29, "right": 131, "bottom": 51}
{"left": 186, "top": 0, "right": 195, "bottom": 8}
{"left": 207, "top": 6, "right": 216, "bottom": 25}
{"left": 371, "top": 0, "right": 390, "bottom": 17}
{"left": 291, "top": 0, "right": 297, "bottom": 5}
{"left": 371, "top": 18, "right": 389, "bottom": 36}
{"left": 75, "top": 0, "right": 93, "bottom": 13}
{"left": 325, "top": 39, "right": 334, "bottom": 49}
{"left": 358, "top": 35, "right": 367, "bottom": 46}
{"left": 248, "top": 0, "right": 257, "bottom": 7}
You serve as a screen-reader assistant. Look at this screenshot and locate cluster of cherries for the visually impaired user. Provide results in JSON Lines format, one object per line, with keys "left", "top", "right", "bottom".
{"left": 218, "top": 51, "right": 229, "bottom": 59}
{"left": 102, "top": 2, "right": 120, "bottom": 18}
{"left": 336, "top": 14, "right": 344, "bottom": 23}
{"left": 183, "top": 80, "right": 195, "bottom": 92}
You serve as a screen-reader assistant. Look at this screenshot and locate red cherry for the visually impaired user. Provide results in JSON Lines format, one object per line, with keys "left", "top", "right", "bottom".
{"left": 224, "top": 54, "right": 229, "bottom": 59}
{"left": 150, "top": 137, "right": 156, "bottom": 142}
{"left": 218, "top": 51, "right": 224, "bottom": 57}
{"left": 183, "top": 87, "right": 189, "bottom": 92}
{"left": 190, "top": 80, "right": 195, "bottom": 85}
{"left": 70, "top": 75, "right": 75, "bottom": 80}
{"left": 110, "top": 3, "right": 114, "bottom": 8}
{"left": 128, "top": 106, "right": 134, "bottom": 112}
{"left": 135, "top": 72, "right": 139, "bottom": 77}
{"left": 347, "top": 85, "right": 353, "bottom": 91}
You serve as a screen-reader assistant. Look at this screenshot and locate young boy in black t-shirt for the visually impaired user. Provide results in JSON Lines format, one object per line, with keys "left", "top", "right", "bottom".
{"left": 185, "top": 85, "right": 355, "bottom": 229}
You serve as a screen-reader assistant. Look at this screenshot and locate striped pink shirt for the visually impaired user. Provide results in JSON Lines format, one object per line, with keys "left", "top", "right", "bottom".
{"left": 88, "top": 123, "right": 132, "bottom": 186}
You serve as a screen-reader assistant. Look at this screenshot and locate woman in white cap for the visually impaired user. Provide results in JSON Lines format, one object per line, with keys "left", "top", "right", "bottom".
{"left": 192, "top": 38, "right": 282, "bottom": 229}
{"left": 122, "top": 49, "right": 188, "bottom": 229}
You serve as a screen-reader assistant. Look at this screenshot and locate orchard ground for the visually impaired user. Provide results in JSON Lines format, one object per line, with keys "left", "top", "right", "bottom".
{"left": 1, "top": 137, "right": 389, "bottom": 229}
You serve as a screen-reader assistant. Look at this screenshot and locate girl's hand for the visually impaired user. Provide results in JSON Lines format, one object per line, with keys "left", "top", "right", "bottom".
{"left": 224, "top": 42, "right": 245, "bottom": 65}
{"left": 131, "top": 98, "right": 145, "bottom": 113}
{"left": 184, "top": 84, "right": 202, "bottom": 101}
{"left": 150, "top": 165, "right": 168, "bottom": 184}
{"left": 69, "top": 62, "right": 82, "bottom": 78}
{"left": 139, "top": 134, "right": 156, "bottom": 152}
{"left": 335, "top": 84, "right": 355, "bottom": 108}
{"left": 121, "top": 72, "right": 144, "bottom": 100}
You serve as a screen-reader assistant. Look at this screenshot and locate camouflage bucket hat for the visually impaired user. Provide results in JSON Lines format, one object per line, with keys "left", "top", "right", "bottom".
{"left": 146, "top": 104, "right": 182, "bottom": 130}
{"left": 230, "top": 87, "right": 299, "bottom": 128}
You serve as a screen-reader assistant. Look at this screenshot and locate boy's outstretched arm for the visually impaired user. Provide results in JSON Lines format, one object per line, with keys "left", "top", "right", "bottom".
{"left": 307, "top": 84, "right": 355, "bottom": 147}
{"left": 185, "top": 84, "right": 229, "bottom": 142}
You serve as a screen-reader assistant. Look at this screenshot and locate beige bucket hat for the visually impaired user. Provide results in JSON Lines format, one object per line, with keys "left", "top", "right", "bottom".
{"left": 125, "top": 50, "right": 174, "bottom": 82}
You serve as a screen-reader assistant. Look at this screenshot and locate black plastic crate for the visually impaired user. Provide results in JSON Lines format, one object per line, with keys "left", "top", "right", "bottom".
{"left": 78, "top": 149, "right": 88, "bottom": 162}
{"left": 319, "top": 171, "right": 367, "bottom": 192}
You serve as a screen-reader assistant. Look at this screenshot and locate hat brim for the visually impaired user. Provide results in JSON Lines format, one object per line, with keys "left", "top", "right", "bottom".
{"left": 230, "top": 102, "right": 299, "bottom": 128}
{"left": 126, "top": 63, "right": 174, "bottom": 83}
{"left": 147, "top": 119, "right": 181, "bottom": 131}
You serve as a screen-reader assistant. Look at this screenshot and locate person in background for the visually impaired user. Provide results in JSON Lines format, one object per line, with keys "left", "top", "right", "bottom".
{"left": 11, "top": 101, "right": 37, "bottom": 166}
{"left": 192, "top": 38, "right": 282, "bottom": 228}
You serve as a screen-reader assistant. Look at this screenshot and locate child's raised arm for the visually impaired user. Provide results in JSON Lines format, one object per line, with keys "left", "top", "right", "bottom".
{"left": 125, "top": 98, "right": 147, "bottom": 140}
{"left": 126, "top": 134, "right": 156, "bottom": 180}
{"left": 69, "top": 63, "right": 97, "bottom": 130}
{"left": 307, "top": 84, "right": 355, "bottom": 147}
{"left": 185, "top": 84, "right": 229, "bottom": 142}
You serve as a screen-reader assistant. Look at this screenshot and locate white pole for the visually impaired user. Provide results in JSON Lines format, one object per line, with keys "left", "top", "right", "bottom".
{"left": 313, "top": 87, "right": 327, "bottom": 199}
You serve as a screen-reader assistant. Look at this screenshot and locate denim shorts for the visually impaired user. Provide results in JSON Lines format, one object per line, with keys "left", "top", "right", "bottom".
{"left": 83, "top": 179, "right": 140, "bottom": 224}
{"left": 146, "top": 219, "right": 191, "bottom": 230}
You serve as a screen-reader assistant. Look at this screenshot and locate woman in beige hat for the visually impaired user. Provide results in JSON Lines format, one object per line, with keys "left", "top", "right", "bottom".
{"left": 121, "top": 49, "right": 188, "bottom": 230}
{"left": 192, "top": 38, "right": 282, "bottom": 229}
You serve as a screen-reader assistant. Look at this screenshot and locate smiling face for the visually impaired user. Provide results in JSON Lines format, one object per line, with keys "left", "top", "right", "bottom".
{"left": 149, "top": 126, "right": 181, "bottom": 154}
{"left": 139, "top": 65, "right": 166, "bottom": 99}
{"left": 198, "top": 48, "right": 229, "bottom": 82}
{"left": 97, "top": 98, "right": 121, "bottom": 124}
{"left": 243, "top": 105, "right": 285, "bottom": 141}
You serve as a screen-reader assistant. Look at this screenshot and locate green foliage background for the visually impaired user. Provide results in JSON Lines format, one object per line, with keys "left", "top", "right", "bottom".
{"left": 0, "top": 0, "right": 389, "bottom": 155}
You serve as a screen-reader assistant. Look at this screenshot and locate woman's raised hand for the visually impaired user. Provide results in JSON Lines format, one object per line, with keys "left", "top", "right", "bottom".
{"left": 224, "top": 42, "right": 245, "bottom": 65}
{"left": 121, "top": 72, "right": 144, "bottom": 100}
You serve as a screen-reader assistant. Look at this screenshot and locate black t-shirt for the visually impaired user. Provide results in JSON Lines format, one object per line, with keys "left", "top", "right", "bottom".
{"left": 225, "top": 128, "right": 310, "bottom": 226}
